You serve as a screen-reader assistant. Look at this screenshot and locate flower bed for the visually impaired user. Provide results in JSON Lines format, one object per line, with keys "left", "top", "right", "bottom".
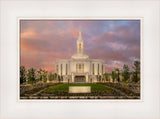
{"left": 101, "top": 83, "right": 140, "bottom": 96}
{"left": 20, "top": 83, "right": 60, "bottom": 96}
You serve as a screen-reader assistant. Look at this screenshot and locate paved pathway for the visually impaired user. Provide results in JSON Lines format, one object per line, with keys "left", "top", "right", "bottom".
{"left": 31, "top": 85, "right": 55, "bottom": 96}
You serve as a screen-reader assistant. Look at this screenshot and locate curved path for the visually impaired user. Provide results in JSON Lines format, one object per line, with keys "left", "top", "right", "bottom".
{"left": 31, "top": 84, "right": 59, "bottom": 96}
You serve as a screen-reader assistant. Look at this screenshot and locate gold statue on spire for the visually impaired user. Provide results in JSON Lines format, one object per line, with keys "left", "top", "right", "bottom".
{"left": 79, "top": 25, "right": 81, "bottom": 32}
{"left": 78, "top": 26, "right": 82, "bottom": 41}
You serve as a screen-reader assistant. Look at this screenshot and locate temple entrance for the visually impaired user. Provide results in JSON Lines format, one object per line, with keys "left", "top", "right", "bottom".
{"left": 74, "top": 76, "right": 86, "bottom": 83}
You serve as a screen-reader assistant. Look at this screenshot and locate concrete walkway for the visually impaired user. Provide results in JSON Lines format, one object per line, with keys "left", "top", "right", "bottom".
{"left": 32, "top": 85, "right": 56, "bottom": 96}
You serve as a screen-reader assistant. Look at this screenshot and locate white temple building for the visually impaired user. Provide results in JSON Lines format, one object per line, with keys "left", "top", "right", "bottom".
{"left": 55, "top": 27, "right": 105, "bottom": 83}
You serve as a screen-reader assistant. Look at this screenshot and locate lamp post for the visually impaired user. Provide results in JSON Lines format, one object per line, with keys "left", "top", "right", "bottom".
{"left": 26, "top": 79, "right": 28, "bottom": 84}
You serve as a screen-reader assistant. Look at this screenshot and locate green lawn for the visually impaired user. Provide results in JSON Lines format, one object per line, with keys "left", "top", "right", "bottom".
{"left": 44, "top": 83, "right": 113, "bottom": 91}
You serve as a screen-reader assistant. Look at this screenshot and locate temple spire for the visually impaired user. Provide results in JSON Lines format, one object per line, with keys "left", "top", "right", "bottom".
{"left": 77, "top": 26, "right": 83, "bottom": 54}
{"left": 78, "top": 26, "right": 82, "bottom": 41}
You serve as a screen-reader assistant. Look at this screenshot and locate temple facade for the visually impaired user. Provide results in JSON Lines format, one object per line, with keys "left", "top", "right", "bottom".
{"left": 55, "top": 27, "right": 105, "bottom": 83}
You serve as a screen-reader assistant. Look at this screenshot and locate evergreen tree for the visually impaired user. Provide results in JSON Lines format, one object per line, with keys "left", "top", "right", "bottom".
{"left": 20, "top": 66, "right": 26, "bottom": 84}
{"left": 27, "top": 68, "right": 36, "bottom": 84}
{"left": 48, "top": 72, "right": 54, "bottom": 81}
{"left": 41, "top": 70, "right": 48, "bottom": 83}
{"left": 122, "top": 64, "right": 130, "bottom": 82}
{"left": 37, "top": 68, "right": 43, "bottom": 81}
{"left": 37, "top": 69, "right": 48, "bottom": 83}
{"left": 104, "top": 73, "right": 109, "bottom": 82}
{"left": 115, "top": 68, "right": 120, "bottom": 82}
{"left": 58, "top": 75, "right": 61, "bottom": 83}
{"left": 112, "top": 71, "right": 116, "bottom": 83}
{"left": 132, "top": 61, "right": 140, "bottom": 82}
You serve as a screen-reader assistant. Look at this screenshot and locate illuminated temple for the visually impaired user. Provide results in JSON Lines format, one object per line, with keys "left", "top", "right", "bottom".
{"left": 55, "top": 27, "right": 105, "bottom": 83}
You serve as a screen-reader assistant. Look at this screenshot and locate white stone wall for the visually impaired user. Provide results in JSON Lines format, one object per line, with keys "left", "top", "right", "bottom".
{"left": 55, "top": 60, "right": 69, "bottom": 76}
{"left": 55, "top": 58, "right": 105, "bottom": 82}
{"left": 83, "top": 61, "right": 90, "bottom": 73}
{"left": 70, "top": 61, "right": 76, "bottom": 73}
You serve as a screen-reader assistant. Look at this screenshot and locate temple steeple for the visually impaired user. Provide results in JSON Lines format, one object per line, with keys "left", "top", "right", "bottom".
{"left": 77, "top": 26, "right": 83, "bottom": 54}
{"left": 78, "top": 26, "right": 82, "bottom": 41}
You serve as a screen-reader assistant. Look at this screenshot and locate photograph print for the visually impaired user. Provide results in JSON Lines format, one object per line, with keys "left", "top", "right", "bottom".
{"left": 20, "top": 20, "right": 141, "bottom": 100}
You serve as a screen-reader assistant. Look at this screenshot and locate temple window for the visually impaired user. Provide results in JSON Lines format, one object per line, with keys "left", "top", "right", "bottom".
{"left": 66, "top": 64, "right": 67, "bottom": 75}
{"left": 93, "top": 64, "right": 94, "bottom": 74}
{"left": 56, "top": 65, "right": 58, "bottom": 74}
{"left": 76, "top": 63, "right": 84, "bottom": 73}
{"left": 61, "top": 64, "right": 62, "bottom": 76}
{"left": 79, "top": 43, "right": 81, "bottom": 53}
{"left": 98, "top": 64, "right": 99, "bottom": 75}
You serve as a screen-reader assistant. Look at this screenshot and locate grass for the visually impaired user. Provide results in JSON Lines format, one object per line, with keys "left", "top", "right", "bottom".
{"left": 21, "top": 83, "right": 140, "bottom": 99}
{"left": 44, "top": 83, "right": 113, "bottom": 91}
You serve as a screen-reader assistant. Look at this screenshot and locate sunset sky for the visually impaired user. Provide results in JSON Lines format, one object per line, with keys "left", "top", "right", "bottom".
{"left": 20, "top": 20, "right": 140, "bottom": 73}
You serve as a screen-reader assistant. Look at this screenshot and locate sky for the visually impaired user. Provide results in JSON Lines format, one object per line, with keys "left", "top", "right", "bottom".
{"left": 20, "top": 20, "right": 140, "bottom": 73}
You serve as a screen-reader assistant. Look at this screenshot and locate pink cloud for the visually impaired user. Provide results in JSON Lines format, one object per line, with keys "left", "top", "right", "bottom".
{"left": 20, "top": 20, "right": 140, "bottom": 73}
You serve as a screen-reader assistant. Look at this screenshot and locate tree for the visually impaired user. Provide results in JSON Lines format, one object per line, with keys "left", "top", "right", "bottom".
{"left": 58, "top": 75, "right": 61, "bottom": 83}
{"left": 96, "top": 75, "right": 102, "bottom": 82}
{"left": 61, "top": 76, "right": 63, "bottom": 82}
{"left": 48, "top": 72, "right": 54, "bottom": 81}
{"left": 96, "top": 75, "right": 99, "bottom": 82}
{"left": 20, "top": 66, "right": 26, "bottom": 84}
{"left": 115, "top": 68, "right": 120, "bottom": 82}
{"left": 37, "top": 68, "right": 43, "bottom": 81}
{"left": 37, "top": 69, "right": 48, "bottom": 83}
{"left": 27, "top": 68, "right": 36, "bottom": 84}
{"left": 132, "top": 61, "right": 140, "bottom": 82}
{"left": 54, "top": 73, "right": 58, "bottom": 81}
{"left": 122, "top": 64, "right": 130, "bottom": 82}
{"left": 98, "top": 75, "right": 102, "bottom": 82}
{"left": 41, "top": 70, "right": 48, "bottom": 83}
{"left": 102, "top": 77, "right": 105, "bottom": 82}
{"left": 104, "top": 73, "right": 109, "bottom": 82}
{"left": 112, "top": 71, "right": 116, "bottom": 83}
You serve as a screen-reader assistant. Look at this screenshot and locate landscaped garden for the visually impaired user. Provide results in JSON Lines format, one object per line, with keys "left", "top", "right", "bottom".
{"left": 20, "top": 83, "right": 140, "bottom": 99}
{"left": 45, "top": 83, "right": 113, "bottom": 91}
{"left": 20, "top": 60, "right": 140, "bottom": 99}
{"left": 39, "top": 83, "right": 120, "bottom": 96}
